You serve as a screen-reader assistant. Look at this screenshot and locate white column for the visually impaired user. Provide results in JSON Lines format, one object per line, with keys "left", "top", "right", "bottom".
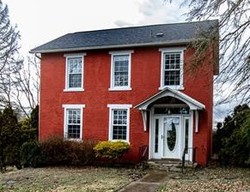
{"left": 141, "top": 110, "right": 147, "bottom": 131}
{"left": 195, "top": 110, "right": 199, "bottom": 133}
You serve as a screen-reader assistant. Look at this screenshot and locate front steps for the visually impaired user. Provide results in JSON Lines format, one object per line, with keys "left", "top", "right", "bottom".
{"left": 147, "top": 159, "right": 198, "bottom": 172}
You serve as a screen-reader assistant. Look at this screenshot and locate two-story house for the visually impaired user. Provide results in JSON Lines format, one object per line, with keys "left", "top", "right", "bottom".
{"left": 31, "top": 20, "right": 219, "bottom": 166}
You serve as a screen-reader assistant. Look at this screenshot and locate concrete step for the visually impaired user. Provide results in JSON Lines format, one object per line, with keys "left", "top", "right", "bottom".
{"left": 147, "top": 159, "right": 197, "bottom": 172}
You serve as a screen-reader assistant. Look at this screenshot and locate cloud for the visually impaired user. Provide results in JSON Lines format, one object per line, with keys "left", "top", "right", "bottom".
{"left": 114, "top": 20, "right": 135, "bottom": 28}
{"left": 137, "top": 0, "right": 188, "bottom": 24}
{"left": 113, "top": 0, "right": 188, "bottom": 28}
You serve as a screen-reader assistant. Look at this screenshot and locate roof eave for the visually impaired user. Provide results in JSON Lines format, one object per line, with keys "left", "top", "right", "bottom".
{"left": 29, "top": 39, "right": 193, "bottom": 54}
{"left": 135, "top": 87, "right": 205, "bottom": 111}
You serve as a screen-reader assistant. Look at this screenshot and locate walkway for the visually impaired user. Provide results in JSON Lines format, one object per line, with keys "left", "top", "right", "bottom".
{"left": 119, "top": 170, "right": 168, "bottom": 192}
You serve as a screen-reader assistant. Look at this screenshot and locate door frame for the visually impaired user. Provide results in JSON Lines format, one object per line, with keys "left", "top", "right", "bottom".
{"left": 149, "top": 107, "right": 193, "bottom": 161}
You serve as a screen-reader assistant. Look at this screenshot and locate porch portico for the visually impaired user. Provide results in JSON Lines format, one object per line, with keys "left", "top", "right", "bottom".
{"left": 135, "top": 88, "right": 205, "bottom": 162}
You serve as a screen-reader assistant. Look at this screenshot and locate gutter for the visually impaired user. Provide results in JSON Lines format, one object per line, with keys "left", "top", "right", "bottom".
{"left": 29, "top": 39, "right": 194, "bottom": 54}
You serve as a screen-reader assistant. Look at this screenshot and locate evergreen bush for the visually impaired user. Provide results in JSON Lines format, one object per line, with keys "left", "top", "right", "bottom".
{"left": 0, "top": 107, "right": 21, "bottom": 171}
{"left": 94, "top": 141, "right": 130, "bottom": 159}
{"left": 213, "top": 104, "right": 250, "bottom": 167}
{"left": 20, "top": 141, "right": 41, "bottom": 167}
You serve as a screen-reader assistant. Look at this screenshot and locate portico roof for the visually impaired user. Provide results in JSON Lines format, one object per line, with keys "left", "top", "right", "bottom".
{"left": 135, "top": 87, "right": 205, "bottom": 110}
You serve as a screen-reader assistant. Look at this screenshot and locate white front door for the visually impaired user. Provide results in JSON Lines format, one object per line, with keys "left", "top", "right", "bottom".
{"left": 151, "top": 115, "right": 192, "bottom": 160}
{"left": 162, "top": 116, "right": 181, "bottom": 159}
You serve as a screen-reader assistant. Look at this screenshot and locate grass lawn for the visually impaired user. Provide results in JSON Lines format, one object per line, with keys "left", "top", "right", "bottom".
{"left": 0, "top": 166, "right": 146, "bottom": 192}
{"left": 157, "top": 166, "right": 250, "bottom": 192}
{"left": 1, "top": 165, "right": 250, "bottom": 192}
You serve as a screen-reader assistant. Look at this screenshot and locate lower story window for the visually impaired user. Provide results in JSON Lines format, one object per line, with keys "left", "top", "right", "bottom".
{"left": 108, "top": 104, "right": 132, "bottom": 142}
{"left": 63, "top": 104, "right": 85, "bottom": 140}
{"left": 66, "top": 109, "right": 81, "bottom": 139}
{"left": 112, "top": 109, "right": 127, "bottom": 140}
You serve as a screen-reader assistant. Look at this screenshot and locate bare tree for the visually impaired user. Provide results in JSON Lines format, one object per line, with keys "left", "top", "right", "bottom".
{"left": 0, "top": 0, "right": 23, "bottom": 107}
{"left": 168, "top": 0, "right": 250, "bottom": 104}
{"left": 0, "top": 1, "right": 39, "bottom": 117}
{"left": 12, "top": 55, "right": 40, "bottom": 117}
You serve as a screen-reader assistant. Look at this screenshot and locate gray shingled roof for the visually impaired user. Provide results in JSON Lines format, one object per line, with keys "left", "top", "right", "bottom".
{"left": 30, "top": 20, "right": 218, "bottom": 53}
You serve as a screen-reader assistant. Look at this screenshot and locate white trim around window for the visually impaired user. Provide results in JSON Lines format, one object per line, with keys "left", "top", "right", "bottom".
{"left": 64, "top": 53, "right": 86, "bottom": 92}
{"left": 63, "top": 104, "right": 85, "bottom": 141}
{"left": 109, "top": 50, "right": 133, "bottom": 91}
{"left": 159, "top": 47, "right": 185, "bottom": 90}
{"left": 107, "top": 104, "right": 132, "bottom": 142}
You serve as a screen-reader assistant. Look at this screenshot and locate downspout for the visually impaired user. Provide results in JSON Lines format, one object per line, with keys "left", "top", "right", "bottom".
{"left": 34, "top": 53, "right": 41, "bottom": 60}
{"left": 34, "top": 52, "right": 41, "bottom": 140}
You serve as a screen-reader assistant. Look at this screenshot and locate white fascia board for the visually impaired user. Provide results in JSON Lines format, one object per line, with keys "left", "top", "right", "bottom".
{"left": 135, "top": 87, "right": 205, "bottom": 110}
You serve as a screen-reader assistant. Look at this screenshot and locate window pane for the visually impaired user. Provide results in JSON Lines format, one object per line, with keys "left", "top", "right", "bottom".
{"left": 113, "top": 126, "right": 127, "bottom": 140}
{"left": 113, "top": 55, "right": 129, "bottom": 87}
{"left": 66, "top": 109, "right": 81, "bottom": 139}
{"left": 113, "top": 109, "right": 127, "bottom": 125}
{"left": 69, "top": 74, "right": 82, "bottom": 88}
{"left": 68, "top": 125, "right": 80, "bottom": 139}
{"left": 67, "top": 57, "right": 82, "bottom": 88}
{"left": 112, "top": 109, "right": 127, "bottom": 140}
{"left": 164, "top": 70, "right": 180, "bottom": 85}
{"left": 164, "top": 52, "right": 181, "bottom": 86}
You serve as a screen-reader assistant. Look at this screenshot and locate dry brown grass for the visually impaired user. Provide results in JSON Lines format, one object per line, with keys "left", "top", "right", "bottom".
{"left": 158, "top": 166, "right": 250, "bottom": 192}
{"left": 0, "top": 166, "right": 146, "bottom": 192}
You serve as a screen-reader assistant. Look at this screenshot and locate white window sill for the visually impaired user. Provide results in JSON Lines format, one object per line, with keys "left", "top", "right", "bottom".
{"left": 109, "top": 139, "right": 130, "bottom": 144}
{"left": 64, "top": 88, "right": 84, "bottom": 92}
{"left": 159, "top": 86, "right": 184, "bottom": 91}
{"left": 64, "top": 137, "right": 82, "bottom": 142}
{"left": 109, "top": 87, "right": 132, "bottom": 91}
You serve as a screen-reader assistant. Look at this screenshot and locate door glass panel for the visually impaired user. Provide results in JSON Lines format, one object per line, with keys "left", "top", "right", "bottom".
{"left": 167, "top": 122, "right": 177, "bottom": 151}
{"left": 154, "top": 119, "right": 159, "bottom": 153}
{"left": 185, "top": 118, "right": 189, "bottom": 154}
{"left": 154, "top": 107, "right": 189, "bottom": 115}
{"left": 165, "top": 117, "right": 179, "bottom": 152}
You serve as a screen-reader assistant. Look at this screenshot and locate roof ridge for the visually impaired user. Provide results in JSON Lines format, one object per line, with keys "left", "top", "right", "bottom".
{"left": 68, "top": 19, "right": 218, "bottom": 35}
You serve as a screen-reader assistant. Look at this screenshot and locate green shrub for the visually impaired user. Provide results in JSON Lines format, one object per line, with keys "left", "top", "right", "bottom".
{"left": 19, "top": 118, "right": 38, "bottom": 143}
{"left": 0, "top": 107, "right": 21, "bottom": 171}
{"left": 20, "top": 141, "right": 41, "bottom": 167}
{"left": 214, "top": 104, "right": 250, "bottom": 167}
{"left": 94, "top": 141, "right": 130, "bottom": 159}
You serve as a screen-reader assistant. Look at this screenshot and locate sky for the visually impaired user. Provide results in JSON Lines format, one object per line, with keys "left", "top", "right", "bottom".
{"left": 2, "top": 0, "right": 233, "bottom": 122}
{"left": 3, "top": 0, "right": 187, "bottom": 55}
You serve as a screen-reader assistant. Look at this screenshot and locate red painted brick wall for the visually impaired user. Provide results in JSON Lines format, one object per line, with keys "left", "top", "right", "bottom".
{"left": 39, "top": 46, "right": 214, "bottom": 165}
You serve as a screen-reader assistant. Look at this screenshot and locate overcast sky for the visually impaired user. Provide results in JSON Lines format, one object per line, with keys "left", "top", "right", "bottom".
{"left": 3, "top": 0, "right": 187, "bottom": 55}
{"left": 3, "top": 0, "right": 233, "bottom": 121}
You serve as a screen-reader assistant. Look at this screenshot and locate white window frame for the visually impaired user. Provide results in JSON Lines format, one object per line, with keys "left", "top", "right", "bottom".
{"left": 159, "top": 48, "right": 185, "bottom": 90}
{"left": 63, "top": 104, "right": 85, "bottom": 141}
{"left": 64, "top": 53, "right": 86, "bottom": 92}
{"left": 109, "top": 51, "right": 133, "bottom": 91}
{"left": 107, "top": 104, "right": 132, "bottom": 142}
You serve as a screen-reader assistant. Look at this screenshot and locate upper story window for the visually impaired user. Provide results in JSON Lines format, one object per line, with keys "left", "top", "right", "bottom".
{"left": 64, "top": 54, "right": 86, "bottom": 92}
{"left": 160, "top": 48, "right": 185, "bottom": 90}
{"left": 109, "top": 51, "right": 133, "bottom": 91}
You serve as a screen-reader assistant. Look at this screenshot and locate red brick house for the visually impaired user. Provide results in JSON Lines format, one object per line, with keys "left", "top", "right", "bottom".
{"left": 31, "top": 20, "right": 219, "bottom": 166}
